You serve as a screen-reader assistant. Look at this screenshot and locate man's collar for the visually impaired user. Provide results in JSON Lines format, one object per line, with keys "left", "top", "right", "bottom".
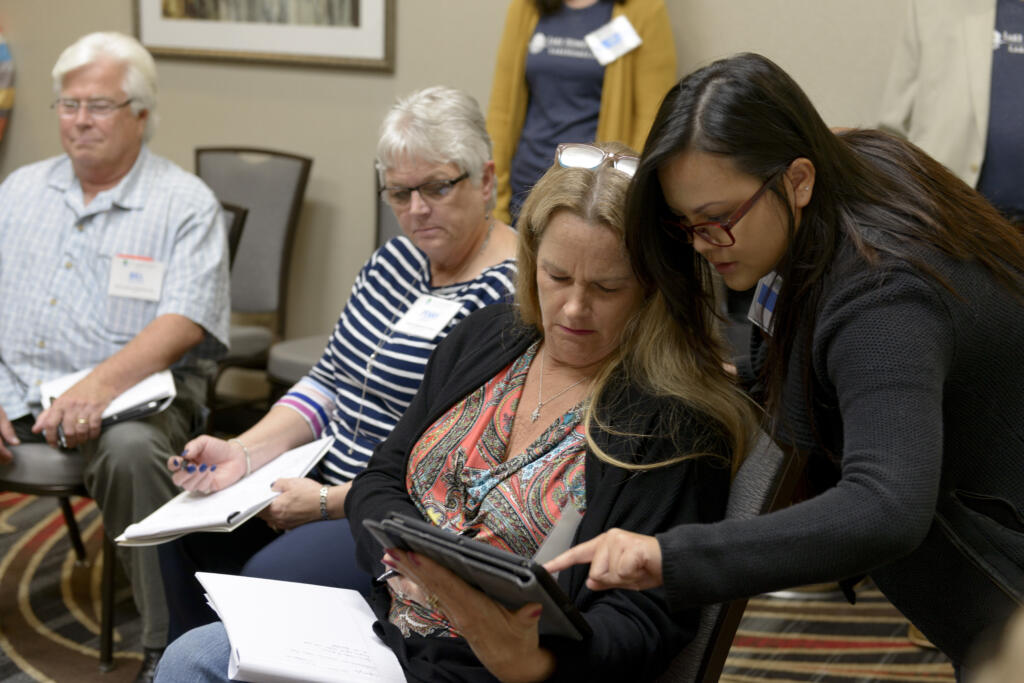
{"left": 46, "top": 146, "right": 151, "bottom": 211}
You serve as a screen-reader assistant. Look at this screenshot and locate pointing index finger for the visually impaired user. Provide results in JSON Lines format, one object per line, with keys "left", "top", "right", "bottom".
{"left": 543, "top": 536, "right": 599, "bottom": 574}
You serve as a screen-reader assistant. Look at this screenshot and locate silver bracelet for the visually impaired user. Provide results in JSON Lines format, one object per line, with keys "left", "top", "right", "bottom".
{"left": 319, "top": 486, "right": 330, "bottom": 521}
{"left": 228, "top": 438, "right": 251, "bottom": 477}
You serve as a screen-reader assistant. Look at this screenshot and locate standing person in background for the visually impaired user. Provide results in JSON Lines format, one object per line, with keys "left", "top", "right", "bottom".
{"left": 879, "top": 0, "right": 1024, "bottom": 225}
{"left": 488, "top": 0, "right": 676, "bottom": 224}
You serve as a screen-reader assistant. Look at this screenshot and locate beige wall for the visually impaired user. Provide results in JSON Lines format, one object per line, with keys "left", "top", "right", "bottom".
{"left": 0, "top": 0, "right": 907, "bottom": 339}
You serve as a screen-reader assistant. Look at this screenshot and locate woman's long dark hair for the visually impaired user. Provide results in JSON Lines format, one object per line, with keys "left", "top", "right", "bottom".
{"left": 625, "top": 52, "right": 1024, "bottom": 431}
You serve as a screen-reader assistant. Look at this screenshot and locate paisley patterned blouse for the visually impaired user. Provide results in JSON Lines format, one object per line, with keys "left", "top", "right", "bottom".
{"left": 389, "top": 341, "right": 588, "bottom": 638}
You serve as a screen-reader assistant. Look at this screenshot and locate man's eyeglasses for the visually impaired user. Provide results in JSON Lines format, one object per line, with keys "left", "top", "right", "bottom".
{"left": 52, "top": 98, "right": 135, "bottom": 118}
{"left": 664, "top": 171, "right": 781, "bottom": 247}
{"left": 556, "top": 143, "right": 639, "bottom": 177}
{"left": 379, "top": 171, "right": 469, "bottom": 208}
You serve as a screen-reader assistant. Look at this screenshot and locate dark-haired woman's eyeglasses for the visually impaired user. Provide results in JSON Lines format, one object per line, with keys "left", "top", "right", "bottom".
{"left": 555, "top": 143, "right": 639, "bottom": 177}
{"left": 664, "top": 171, "right": 781, "bottom": 247}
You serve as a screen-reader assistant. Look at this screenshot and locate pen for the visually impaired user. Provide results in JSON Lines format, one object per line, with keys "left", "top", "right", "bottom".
{"left": 376, "top": 568, "right": 398, "bottom": 583}
{"left": 56, "top": 424, "right": 68, "bottom": 449}
{"left": 374, "top": 527, "right": 479, "bottom": 583}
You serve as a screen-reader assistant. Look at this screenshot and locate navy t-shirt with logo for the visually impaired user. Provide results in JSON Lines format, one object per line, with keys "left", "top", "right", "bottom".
{"left": 508, "top": 1, "right": 613, "bottom": 221}
{"left": 977, "top": 0, "right": 1024, "bottom": 217}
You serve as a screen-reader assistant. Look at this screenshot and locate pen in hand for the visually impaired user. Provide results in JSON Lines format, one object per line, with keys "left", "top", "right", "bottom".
{"left": 376, "top": 568, "right": 399, "bottom": 583}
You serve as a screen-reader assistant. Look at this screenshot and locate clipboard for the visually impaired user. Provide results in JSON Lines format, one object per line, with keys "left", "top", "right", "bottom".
{"left": 362, "top": 513, "right": 592, "bottom": 641}
{"left": 41, "top": 368, "right": 177, "bottom": 426}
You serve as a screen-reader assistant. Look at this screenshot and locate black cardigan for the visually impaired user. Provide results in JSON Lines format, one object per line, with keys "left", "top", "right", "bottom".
{"left": 346, "top": 304, "right": 731, "bottom": 682}
{"left": 662, "top": 245, "right": 1024, "bottom": 665}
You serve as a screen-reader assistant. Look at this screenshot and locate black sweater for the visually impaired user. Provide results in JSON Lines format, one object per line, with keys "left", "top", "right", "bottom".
{"left": 346, "top": 304, "right": 731, "bottom": 682}
{"left": 660, "top": 246, "right": 1024, "bottom": 665}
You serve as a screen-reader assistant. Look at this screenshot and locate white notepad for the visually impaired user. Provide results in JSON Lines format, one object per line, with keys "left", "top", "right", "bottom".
{"left": 116, "top": 437, "right": 331, "bottom": 546}
{"left": 41, "top": 368, "right": 177, "bottom": 426}
{"left": 197, "top": 572, "right": 405, "bottom": 683}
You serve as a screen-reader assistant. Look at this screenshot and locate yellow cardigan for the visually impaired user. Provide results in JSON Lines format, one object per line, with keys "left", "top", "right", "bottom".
{"left": 487, "top": 0, "right": 678, "bottom": 223}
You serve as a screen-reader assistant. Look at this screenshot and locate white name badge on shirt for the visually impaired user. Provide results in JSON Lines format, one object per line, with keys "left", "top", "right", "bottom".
{"left": 747, "top": 271, "right": 782, "bottom": 336}
{"left": 584, "top": 15, "right": 642, "bottom": 66}
{"left": 108, "top": 254, "right": 165, "bottom": 302}
{"left": 391, "top": 295, "right": 462, "bottom": 339}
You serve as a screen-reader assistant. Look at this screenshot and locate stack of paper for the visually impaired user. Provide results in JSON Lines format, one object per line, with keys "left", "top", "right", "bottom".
{"left": 116, "top": 437, "right": 332, "bottom": 546}
{"left": 197, "top": 572, "right": 405, "bottom": 683}
{"left": 41, "top": 368, "right": 177, "bottom": 426}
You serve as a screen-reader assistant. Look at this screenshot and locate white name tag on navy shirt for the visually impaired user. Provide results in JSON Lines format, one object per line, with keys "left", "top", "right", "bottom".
{"left": 392, "top": 295, "right": 462, "bottom": 339}
{"left": 585, "top": 15, "right": 641, "bottom": 66}
{"left": 108, "top": 254, "right": 165, "bottom": 302}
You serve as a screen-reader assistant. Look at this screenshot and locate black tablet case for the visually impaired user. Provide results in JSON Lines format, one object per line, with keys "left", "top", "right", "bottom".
{"left": 363, "top": 513, "right": 592, "bottom": 641}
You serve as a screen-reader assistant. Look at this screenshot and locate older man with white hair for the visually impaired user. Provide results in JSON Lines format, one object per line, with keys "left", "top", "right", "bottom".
{"left": 0, "top": 32, "right": 229, "bottom": 682}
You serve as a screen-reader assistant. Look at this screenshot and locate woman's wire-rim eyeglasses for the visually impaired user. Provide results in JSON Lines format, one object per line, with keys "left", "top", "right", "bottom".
{"left": 663, "top": 170, "right": 783, "bottom": 247}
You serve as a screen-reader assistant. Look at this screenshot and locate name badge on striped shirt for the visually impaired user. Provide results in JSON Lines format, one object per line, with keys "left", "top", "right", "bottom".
{"left": 392, "top": 295, "right": 462, "bottom": 339}
{"left": 747, "top": 271, "right": 782, "bottom": 336}
{"left": 108, "top": 254, "right": 165, "bottom": 302}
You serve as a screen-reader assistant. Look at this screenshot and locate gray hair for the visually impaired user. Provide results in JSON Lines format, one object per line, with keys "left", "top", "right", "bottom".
{"left": 52, "top": 32, "right": 159, "bottom": 142}
{"left": 376, "top": 86, "right": 495, "bottom": 211}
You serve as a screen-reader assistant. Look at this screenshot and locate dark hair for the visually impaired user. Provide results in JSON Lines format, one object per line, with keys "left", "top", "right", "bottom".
{"left": 534, "top": 0, "right": 623, "bottom": 15}
{"left": 625, "top": 52, "right": 1024, "bottom": 432}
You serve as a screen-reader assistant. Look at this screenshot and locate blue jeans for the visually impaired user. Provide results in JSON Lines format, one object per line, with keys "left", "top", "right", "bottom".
{"left": 153, "top": 622, "right": 232, "bottom": 683}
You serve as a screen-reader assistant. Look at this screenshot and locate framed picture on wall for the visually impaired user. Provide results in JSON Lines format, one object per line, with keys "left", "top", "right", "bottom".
{"left": 134, "top": 0, "right": 394, "bottom": 71}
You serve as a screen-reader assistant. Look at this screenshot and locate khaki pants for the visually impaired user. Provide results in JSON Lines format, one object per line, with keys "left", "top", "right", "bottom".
{"left": 13, "top": 371, "right": 207, "bottom": 649}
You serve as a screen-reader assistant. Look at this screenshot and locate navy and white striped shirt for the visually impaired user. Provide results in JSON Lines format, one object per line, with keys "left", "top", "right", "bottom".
{"left": 276, "top": 236, "right": 516, "bottom": 483}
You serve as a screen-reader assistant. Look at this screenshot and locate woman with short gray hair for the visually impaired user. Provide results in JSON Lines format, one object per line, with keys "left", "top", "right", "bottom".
{"left": 156, "top": 85, "right": 518, "bottom": 642}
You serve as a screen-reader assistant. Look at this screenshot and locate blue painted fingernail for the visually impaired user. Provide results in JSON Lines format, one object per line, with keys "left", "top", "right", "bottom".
{"left": 210, "top": 465, "right": 217, "bottom": 471}
{"left": 186, "top": 464, "right": 196, "bottom": 473}
{"left": 199, "top": 464, "right": 207, "bottom": 472}
{"left": 180, "top": 448, "right": 188, "bottom": 457}
{"left": 171, "top": 458, "right": 180, "bottom": 468}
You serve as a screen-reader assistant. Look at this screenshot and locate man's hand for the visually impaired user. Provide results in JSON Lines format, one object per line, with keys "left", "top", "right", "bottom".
{"left": 31, "top": 373, "right": 118, "bottom": 449}
{"left": 544, "top": 528, "right": 664, "bottom": 592}
{"left": 0, "top": 405, "right": 20, "bottom": 463}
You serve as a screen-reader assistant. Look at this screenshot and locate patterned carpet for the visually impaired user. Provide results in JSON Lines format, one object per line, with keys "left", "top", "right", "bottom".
{"left": 722, "top": 588, "right": 955, "bottom": 682}
{"left": 0, "top": 493, "right": 142, "bottom": 682}
{"left": 0, "top": 492, "right": 955, "bottom": 682}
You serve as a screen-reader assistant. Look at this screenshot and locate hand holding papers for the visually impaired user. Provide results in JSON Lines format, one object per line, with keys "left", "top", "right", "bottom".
{"left": 196, "top": 573, "right": 405, "bottom": 683}
{"left": 41, "top": 368, "right": 177, "bottom": 427}
{"left": 117, "top": 437, "right": 331, "bottom": 546}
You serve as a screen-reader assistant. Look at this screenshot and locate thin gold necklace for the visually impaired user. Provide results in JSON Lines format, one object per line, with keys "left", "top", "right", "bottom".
{"left": 530, "top": 346, "right": 588, "bottom": 422}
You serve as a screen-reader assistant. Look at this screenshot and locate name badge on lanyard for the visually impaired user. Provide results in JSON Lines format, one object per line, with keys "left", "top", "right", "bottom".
{"left": 747, "top": 272, "right": 782, "bottom": 335}
{"left": 108, "top": 254, "right": 165, "bottom": 302}
{"left": 391, "top": 295, "right": 462, "bottom": 340}
{"left": 584, "top": 15, "right": 642, "bottom": 66}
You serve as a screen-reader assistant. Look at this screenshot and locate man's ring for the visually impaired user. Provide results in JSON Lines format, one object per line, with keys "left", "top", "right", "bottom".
{"left": 426, "top": 594, "right": 440, "bottom": 612}
{"left": 77, "top": 418, "right": 88, "bottom": 425}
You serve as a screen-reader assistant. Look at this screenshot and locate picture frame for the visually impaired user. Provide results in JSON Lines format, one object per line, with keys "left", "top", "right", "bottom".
{"left": 134, "top": 0, "right": 394, "bottom": 71}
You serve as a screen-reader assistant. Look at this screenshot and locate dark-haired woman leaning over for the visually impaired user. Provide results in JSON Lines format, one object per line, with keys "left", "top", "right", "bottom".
{"left": 548, "top": 53, "right": 1024, "bottom": 673}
